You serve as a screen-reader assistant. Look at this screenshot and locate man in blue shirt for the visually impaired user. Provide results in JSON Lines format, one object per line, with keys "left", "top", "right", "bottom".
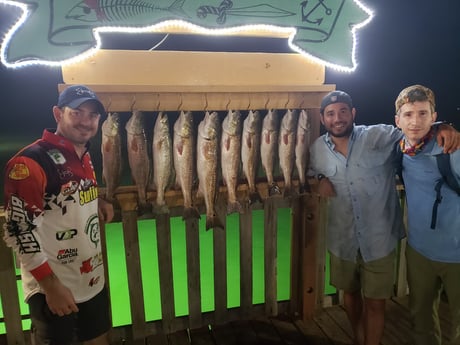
{"left": 395, "top": 84, "right": 460, "bottom": 345}
{"left": 309, "top": 90, "right": 459, "bottom": 345}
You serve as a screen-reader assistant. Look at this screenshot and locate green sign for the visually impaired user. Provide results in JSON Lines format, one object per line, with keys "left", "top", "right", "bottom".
{"left": 1, "top": 0, "right": 372, "bottom": 70}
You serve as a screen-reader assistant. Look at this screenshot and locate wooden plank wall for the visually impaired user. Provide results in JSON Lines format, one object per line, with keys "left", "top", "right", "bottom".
{"left": 0, "top": 49, "right": 414, "bottom": 343}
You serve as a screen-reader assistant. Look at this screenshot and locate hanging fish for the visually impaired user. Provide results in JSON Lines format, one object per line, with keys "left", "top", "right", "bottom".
{"left": 152, "top": 112, "right": 173, "bottom": 214}
{"left": 241, "top": 110, "right": 262, "bottom": 205}
{"left": 173, "top": 110, "right": 200, "bottom": 220}
{"left": 278, "top": 109, "right": 298, "bottom": 197}
{"left": 295, "top": 109, "right": 312, "bottom": 194}
{"left": 126, "top": 110, "right": 151, "bottom": 208}
{"left": 260, "top": 109, "right": 281, "bottom": 196}
{"left": 221, "top": 109, "right": 243, "bottom": 214}
{"left": 197, "top": 111, "right": 224, "bottom": 230}
{"left": 101, "top": 112, "right": 122, "bottom": 202}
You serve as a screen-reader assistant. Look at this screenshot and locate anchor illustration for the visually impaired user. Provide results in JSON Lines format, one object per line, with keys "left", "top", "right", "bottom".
{"left": 301, "top": 0, "right": 332, "bottom": 25}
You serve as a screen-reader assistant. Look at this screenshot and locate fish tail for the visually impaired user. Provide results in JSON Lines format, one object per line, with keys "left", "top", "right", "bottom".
{"left": 183, "top": 206, "right": 201, "bottom": 220}
{"left": 283, "top": 184, "right": 293, "bottom": 198}
{"left": 268, "top": 182, "right": 281, "bottom": 197}
{"left": 248, "top": 191, "right": 263, "bottom": 205}
{"left": 153, "top": 203, "right": 170, "bottom": 215}
{"left": 168, "top": 0, "right": 188, "bottom": 17}
{"left": 227, "top": 200, "right": 244, "bottom": 215}
{"left": 206, "top": 214, "right": 225, "bottom": 231}
{"left": 299, "top": 183, "right": 311, "bottom": 195}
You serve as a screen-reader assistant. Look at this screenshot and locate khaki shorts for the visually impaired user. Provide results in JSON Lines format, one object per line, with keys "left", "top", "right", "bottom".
{"left": 330, "top": 250, "right": 396, "bottom": 299}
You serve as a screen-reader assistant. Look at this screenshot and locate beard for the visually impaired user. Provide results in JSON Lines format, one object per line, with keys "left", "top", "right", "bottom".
{"left": 326, "top": 122, "right": 354, "bottom": 138}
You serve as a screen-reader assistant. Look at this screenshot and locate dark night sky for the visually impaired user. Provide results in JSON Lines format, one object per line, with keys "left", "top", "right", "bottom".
{"left": 0, "top": 0, "right": 459, "bottom": 139}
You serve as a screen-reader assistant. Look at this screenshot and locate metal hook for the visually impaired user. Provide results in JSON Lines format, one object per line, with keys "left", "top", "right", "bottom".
{"left": 204, "top": 93, "right": 209, "bottom": 111}
{"left": 226, "top": 97, "right": 231, "bottom": 111}
{"left": 156, "top": 93, "right": 161, "bottom": 111}
{"left": 285, "top": 93, "right": 290, "bottom": 109}
{"left": 105, "top": 97, "right": 112, "bottom": 114}
{"left": 264, "top": 93, "right": 270, "bottom": 110}
{"left": 299, "top": 94, "right": 305, "bottom": 110}
{"left": 247, "top": 93, "right": 251, "bottom": 111}
{"left": 131, "top": 95, "right": 137, "bottom": 112}
{"left": 177, "top": 93, "right": 183, "bottom": 111}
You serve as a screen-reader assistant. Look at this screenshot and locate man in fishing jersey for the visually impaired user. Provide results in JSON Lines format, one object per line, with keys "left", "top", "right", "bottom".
{"left": 4, "top": 85, "right": 114, "bottom": 345}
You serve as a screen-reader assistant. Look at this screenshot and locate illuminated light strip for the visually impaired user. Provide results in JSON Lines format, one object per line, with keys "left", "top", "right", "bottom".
{"left": 0, "top": 0, "right": 373, "bottom": 72}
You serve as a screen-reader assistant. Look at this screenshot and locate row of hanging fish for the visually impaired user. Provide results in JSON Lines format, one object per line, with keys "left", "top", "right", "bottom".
{"left": 100, "top": 108, "right": 311, "bottom": 229}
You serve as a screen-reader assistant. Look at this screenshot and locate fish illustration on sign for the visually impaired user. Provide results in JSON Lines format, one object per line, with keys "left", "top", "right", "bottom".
{"left": 1, "top": 0, "right": 372, "bottom": 70}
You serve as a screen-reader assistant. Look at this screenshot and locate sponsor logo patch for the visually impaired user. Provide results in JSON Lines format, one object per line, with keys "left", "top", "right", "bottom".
{"left": 61, "top": 181, "right": 78, "bottom": 196}
{"left": 55, "top": 229, "right": 78, "bottom": 241}
{"left": 9, "top": 164, "right": 30, "bottom": 180}
{"left": 47, "top": 149, "right": 66, "bottom": 165}
{"left": 57, "top": 248, "right": 78, "bottom": 264}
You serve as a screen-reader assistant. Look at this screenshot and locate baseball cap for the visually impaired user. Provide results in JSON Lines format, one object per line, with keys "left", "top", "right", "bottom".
{"left": 57, "top": 85, "right": 105, "bottom": 115}
{"left": 395, "top": 84, "right": 436, "bottom": 114}
{"left": 320, "top": 90, "right": 353, "bottom": 114}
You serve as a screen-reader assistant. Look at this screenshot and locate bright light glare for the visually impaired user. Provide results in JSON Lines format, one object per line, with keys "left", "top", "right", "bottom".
{"left": 0, "top": 0, "right": 373, "bottom": 72}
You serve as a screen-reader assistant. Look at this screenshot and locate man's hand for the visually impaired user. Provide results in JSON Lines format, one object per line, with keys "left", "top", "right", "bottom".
{"left": 318, "top": 177, "right": 337, "bottom": 197}
{"left": 437, "top": 124, "right": 460, "bottom": 153}
{"left": 39, "top": 273, "right": 78, "bottom": 316}
{"left": 98, "top": 197, "right": 114, "bottom": 223}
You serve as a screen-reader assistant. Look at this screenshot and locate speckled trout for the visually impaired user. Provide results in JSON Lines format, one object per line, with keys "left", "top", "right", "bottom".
{"left": 241, "top": 110, "right": 262, "bottom": 205}
{"left": 279, "top": 109, "right": 298, "bottom": 197}
{"left": 260, "top": 109, "right": 281, "bottom": 196}
{"left": 197, "top": 111, "right": 224, "bottom": 230}
{"left": 221, "top": 109, "right": 243, "bottom": 214}
{"left": 152, "top": 112, "right": 173, "bottom": 214}
{"left": 126, "top": 110, "right": 151, "bottom": 208}
{"left": 173, "top": 110, "right": 200, "bottom": 220}
{"left": 295, "top": 109, "right": 312, "bottom": 194}
{"left": 101, "top": 112, "right": 122, "bottom": 202}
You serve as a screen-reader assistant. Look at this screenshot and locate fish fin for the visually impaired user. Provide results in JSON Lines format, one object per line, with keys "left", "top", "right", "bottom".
{"left": 227, "top": 201, "right": 244, "bottom": 215}
{"left": 268, "top": 182, "right": 281, "bottom": 196}
{"left": 183, "top": 206, "right": 200, "bottom": 220}
{"left": 245, "top": 136, "right": 252, "bottom": 149}
{"left": 206, "top": 214, "right": 225, "bottom": 231}
{"left": 283, "top": 133, "right": 289, "bottom": 145}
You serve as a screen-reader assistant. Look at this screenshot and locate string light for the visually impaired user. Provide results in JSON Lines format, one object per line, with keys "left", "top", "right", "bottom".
{"left": 0, "top": 0, "right": 373, "bottom": 72}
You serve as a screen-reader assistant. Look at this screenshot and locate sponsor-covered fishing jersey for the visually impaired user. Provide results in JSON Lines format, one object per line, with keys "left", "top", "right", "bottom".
{"left": 3, "top": 129, "right": 104, "bottom": 303}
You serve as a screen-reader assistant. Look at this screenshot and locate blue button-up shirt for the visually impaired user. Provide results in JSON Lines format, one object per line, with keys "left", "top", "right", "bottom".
{"left": 309, "top": 124, "right": 405, "bottom": 262}
{"left": 403, "top": 138, "right": 460, "bottom": 263}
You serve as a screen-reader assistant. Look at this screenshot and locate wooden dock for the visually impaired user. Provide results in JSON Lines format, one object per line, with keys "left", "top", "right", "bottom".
{"left": 0, "top": 295, "right": 451, "bottom": 344}
{"left": 125, "top": 296, "right": 451, "bottom": 345}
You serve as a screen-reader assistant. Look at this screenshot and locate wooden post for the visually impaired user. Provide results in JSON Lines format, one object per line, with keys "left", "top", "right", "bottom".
{"left": 301, "top": 193, "right": 326, "bottom": 320}
{"left": 264, "top": 197, "right": 278, "bottom": 316}
{"left": 239, "top": 202, "right": 253, "bottom": 318}
{"left": 185, "top": 217, "right": 202, "bottom": 329}
{"left": 116, "top": 193, "right": 147, "bottom": 341}
{"left": 213, "top": 197, "right": 228, "bottom": 325}
{"left": 156, "top": 213, "right": 175, "bottom": 333}
{"left": 0, "top": 213, "right": 27, "bottom": 345}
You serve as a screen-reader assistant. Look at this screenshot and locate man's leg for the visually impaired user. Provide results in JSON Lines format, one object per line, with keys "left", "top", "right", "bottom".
{"left": 363, "top": 297, "right": 385, "bottom": 345}
{"left": 361, "top": 250, "right": 396, "bottom": 345}
{"left": 344, "top": 290, "right": 364, "bottom": 345}
{"left": 440, "top": 262, "right": 460, "bottom": 345}
{"left": 406, "top": 245, "right": 442, "bottom": 345}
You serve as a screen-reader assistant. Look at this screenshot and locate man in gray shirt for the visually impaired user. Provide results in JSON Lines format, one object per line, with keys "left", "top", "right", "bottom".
{"left": 309, "top": 90, "right": 459, "bottom": 345}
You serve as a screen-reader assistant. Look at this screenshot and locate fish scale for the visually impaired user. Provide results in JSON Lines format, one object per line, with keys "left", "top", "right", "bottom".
{"left": 126, "top": 110, "right": 151, "bottom": 208}
{"left": 152, "top": 111, "right": 173, "bottom": 214}
{"left": 101, "top": 112, "right": 122, "bottom": 202}
{"left": 197, "top": 111, "right": 224, "bottom": 230}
